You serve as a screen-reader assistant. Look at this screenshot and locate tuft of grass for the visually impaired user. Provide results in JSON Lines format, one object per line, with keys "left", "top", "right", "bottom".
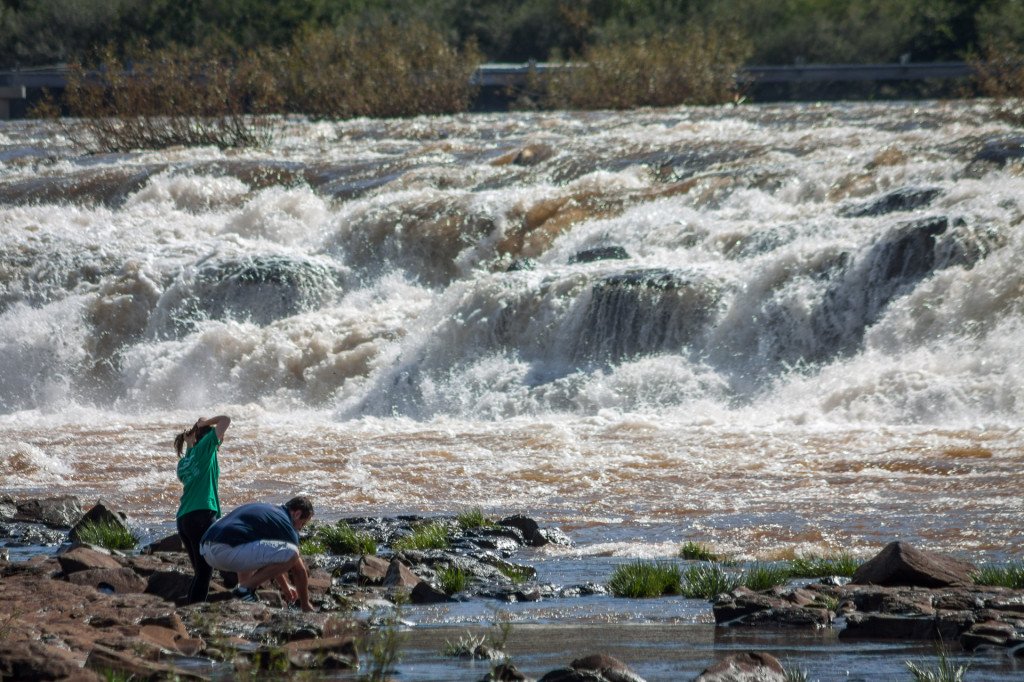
{"left": 441, "top": 630, "right": 485, "bottom": 658}
{"left": 392, "top": 521, "right": 450, "bottom": 552}
{"left": 679, "top": 541, "right": 721, "bottom": 562}
{"left": 906, "top": 643, "right": 970, "bottom": 682}
{"left": 299, "top": 537, "right": 327, "bottom": 555}
{"left": 811, "top": 594, "right": 840, "bottom": 612}
{"left": 496, "top": 562, "right": 535, "bottom": 585}
{"left": 784, "top": 668, "right": 810, "bottom": 682}
{"left": 608, "top": 560, "right": 682, "bottom": 598}
{"left": 76, "top": 519, "right": 138, "bottom": 551}
{"left": 973, "top": 562, "right": 1024, "bottom": 589}
{"left": 742, "top": 562, "right": 791, "bottom": 591}
{"left": 681, "top": 563, "right": 741, "bottom": 600}
{"left": 789, "top": 553, "right": 861, "bottom": 578}
{"left": 314, "top": 521, "right": 377, "bottom": 556}
{"left": 457, "top": 507, "right": 495, "bottom": 530}
{"left": 437, "top": 565, "right": 469, "bottom": 595}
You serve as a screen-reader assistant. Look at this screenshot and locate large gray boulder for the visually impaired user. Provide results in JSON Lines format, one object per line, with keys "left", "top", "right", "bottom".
{"left": 852, "top": 541, "right": 976, "bottom": 588}
{"left": 692, "top": 652, "right": 786, "bottom": 682}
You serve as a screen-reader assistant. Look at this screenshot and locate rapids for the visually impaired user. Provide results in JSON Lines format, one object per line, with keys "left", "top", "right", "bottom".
{"left": 0, "top": 100, "right": 1022, "bottom": 564}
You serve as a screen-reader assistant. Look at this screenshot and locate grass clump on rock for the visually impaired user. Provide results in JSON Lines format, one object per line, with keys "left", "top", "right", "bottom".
{"left": 742, "top": 562, "right": 792, "bottom": 591}
{"left": 393, "top": 521, "right": 450, "bottom": 552}
{"left": 313, "top": 521, "right": 377, "bottom": 555}
{"left": 789, "top": 552, "right": 861, "bottom": 578}
{"left": 608, "top": 560, "right": 682, "bottom": 598}
{"left": 679, "top": 541, "right": 722, "bottom": 562}
{"left": 973, "top": 562, "right": 1024, "bottom": 589}
{"left": 437, "top": 565, "right": 470, "bottom": 595}
{"left": 681, "top": 563, "right": 740, "bottom": 599}
{"left": 76, "top": 519, "right": 138, "bottom": 551}
{"left": 457, "top": 507, "right": 495, "bottom": 530}
{"left": 905, "top": 644, "right": 970, "bottom": 682}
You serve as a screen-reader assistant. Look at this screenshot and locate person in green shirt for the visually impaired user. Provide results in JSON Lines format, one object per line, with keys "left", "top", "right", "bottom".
{"left": 174, "top": 414, "right": 231, "bottom": 604}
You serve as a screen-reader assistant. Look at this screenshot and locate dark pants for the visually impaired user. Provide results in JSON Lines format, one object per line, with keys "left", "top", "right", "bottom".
{"left": 176, "top": 509, "right": 216, "bottom": 604}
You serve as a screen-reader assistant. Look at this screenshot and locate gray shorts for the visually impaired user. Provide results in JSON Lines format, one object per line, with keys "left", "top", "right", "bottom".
{"left": 200, "top": 539, "right": 299, "bottom": 573}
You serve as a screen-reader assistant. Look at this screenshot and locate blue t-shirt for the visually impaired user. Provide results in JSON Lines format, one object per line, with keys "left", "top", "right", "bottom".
{"left": 201, "top": 502, "right": 299, "bottom": 547}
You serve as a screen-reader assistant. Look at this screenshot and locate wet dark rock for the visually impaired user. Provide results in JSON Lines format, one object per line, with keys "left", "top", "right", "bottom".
{"left": 576, "top": 269, "right": 721, "bottom": 363}
{"left": 838, "top": 187, "right": 942, "bottom": 217}
{"left": 811, "top": 216, "right": 950, "bottom": 358}
{"left": 569, "top": 246, "right": 630, "bottom": 264}
{"left": 559, "top": 582, "right": 609, "bottom": 598}
{"left": 972, "top": 136, "right": 1024, "bottom": 167}
{"left": 410, "top": 580, "right": 450, "bottom": 604}
{"left": 851, "top": 541, "right": 977, "bottom": 588}
{"left": 713, "top": 589, "right": 831, "bottom": 628}
{"left": 142, "top": 533, "right": 184, "bottom": 553}
{"left": 283, "top": 636, "right": 359, "bottom": 670}
{"left": 500, "top": 515, "right": 547, "bottom": 547}
{"left": 482, "top": 661, "right": 534, "bottom": 681}
{"left": 14, "top": 495, "right": 83, "bottom": 528}
{"left": 86, "top": 642, "right": 207, "bottom": 680}
{"left": 152, "top": 254, "right": 345, "bottom": 337}
{"left": 539, "top": 528, "right": 574, "bottom": 547}
{"left": 507, "top": 257, "right": 537, "bottom": 272}
{"left": 839, "top": 611, "right": 972, "bottom": 641}
{"left": 0, "top": 521, "right": 67, "bottom": 546}
{"left": 68, "top": 499, "right": 132, "bottom": 544}
{"left": 539, "top": 652, "right": 647, "bottom": 682}
{"left": 960, "top": 620, "right": 1018, "bottom": 651}
{"left": 693, "top": 652, "right": 786, "bottom": 682}
{"left": 144, "top": 570, "right": 192, "bottom": 603}
{"left": 0, "top": 494, "right": 16, "bottom": 521}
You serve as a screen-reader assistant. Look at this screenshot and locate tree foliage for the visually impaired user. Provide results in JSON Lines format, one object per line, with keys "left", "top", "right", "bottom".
{"left": 2, "top": 0, "right": 1023, "bottom": 69}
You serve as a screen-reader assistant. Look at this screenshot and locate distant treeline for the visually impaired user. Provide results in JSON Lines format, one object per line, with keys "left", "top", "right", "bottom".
{"left": 3, "top": 0, "right": 1024, "bottom": 69}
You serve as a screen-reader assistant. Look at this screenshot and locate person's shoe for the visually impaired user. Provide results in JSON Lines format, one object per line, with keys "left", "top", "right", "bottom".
{"left": 231, "top": 585, "right": 259, "bottom": 603}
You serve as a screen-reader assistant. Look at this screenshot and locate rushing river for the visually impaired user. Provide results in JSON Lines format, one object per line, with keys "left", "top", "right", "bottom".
{"left": 1, "top": 101, "right": 1022, "bottom": 678}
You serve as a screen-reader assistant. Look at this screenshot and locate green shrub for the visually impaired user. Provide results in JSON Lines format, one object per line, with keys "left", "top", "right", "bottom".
{"left": 314, "top": 521, "right": 377, "bottom": 555}
{"left": 742, "top": 562, "right": 791, "bottom": 591}
{"left": 789, "top": 553, "right": 860, "bottom": 578}
{"left": 437, "top": 565, "right": 469, "bottom": 595}
{"left": 76, "top": 519, "right": 137, "bottom": 550}
{"left": 680, "top": 563, "right": 740, "bottom": 599}
{"left": 392, "top": 521, "right": 450, "bottom": 552}
{"left": 457, "top": 507, "right": 495, "bottom": 530}
{"left": 608, "top": 560, "right": 682, "bottom": 598}
{"left": 679, "top": 541, "right": 721, "bottom": 562}
{"left": 537, "top": 25, "right": 750, "bottom": 110}
{"left": 973, "top": 562, "right": 1024, "bottom": 589}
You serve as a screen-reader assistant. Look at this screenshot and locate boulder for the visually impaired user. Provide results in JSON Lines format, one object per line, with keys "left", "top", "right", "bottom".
{"left": 383, "top": 558, "right": 422, "bottom": 589}
{"left": 481, "top": 661, "right": 534, "bottom": 681}
{"left": 839, "top": 611, "right": 971, "bottom": 641}
{"left": 57, "top": 546, "right": 122, "bottom": 575}
{"left": 572, "top": 654, "right": 647, "bottom": 682}
{"left": 66, "top": 567, "right": 147, "bottom": 595}
{"left": 838, "top": 187, "right": 941, "bottom": 217}
{"left": 410, "top": 580, "right": 450, "bottom": 604}
{"left": 14, "top": 495, "right": 82, "bottom": 528}
{"left": 692, "top": 652, "right": 786, "bottom": 682}
{"left": 69, "top": 500, "right": 132, "bottom": 544}
{"left": 960, "top": 620, "right": 1017, "bottom": 652}
{"left": 357, "top": 555, "right": 390, "bottom": 585}
{"left": 569, "top": 246, "right": 630, "bottom": 264}
{"left": 0, "top": 640, "right": 85, "bottom": 681}
{"left": 499, "top": 515, "right": 547, "bottom": 547}
{"left": 144, "top": 570, "right": 192, "bottom": 603}
{"left": 851, "top": 542, "right": 977, "bottom": 588}
{"left": 284, "top": 636, "right": 359, "bottom": 670}
{"left": 142, "top": 533, "right": 184, "bottom": 553}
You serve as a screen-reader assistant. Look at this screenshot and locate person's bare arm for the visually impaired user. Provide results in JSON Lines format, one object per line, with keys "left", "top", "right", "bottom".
{"left": 196, "top": 415, "right": 231, "bottom": 442}
{"left": 274, "top": 573, "right": 298, "bottom": 603}
{"left": 292, "top": 558, "right": 312, "bottom": 612}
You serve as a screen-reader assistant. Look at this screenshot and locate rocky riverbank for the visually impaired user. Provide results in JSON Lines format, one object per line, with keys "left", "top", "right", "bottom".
{"left": 2, "top": 494, "right": 1022, "bottom": 681}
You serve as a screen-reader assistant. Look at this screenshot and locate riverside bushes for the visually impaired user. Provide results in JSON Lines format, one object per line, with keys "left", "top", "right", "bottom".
{"left": 56, "top": 44, "right": 279, "bottom": 151}
{"left": 971, "top": 40, "right": 1024, "bottom": 127}
{"left": 536, "top": 26, "right": 750, "bottom": 109}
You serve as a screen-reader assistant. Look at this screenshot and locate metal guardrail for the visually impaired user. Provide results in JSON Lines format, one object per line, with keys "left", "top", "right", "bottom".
{"left": 0, "top": 61, "right": 978, "bottom": 119}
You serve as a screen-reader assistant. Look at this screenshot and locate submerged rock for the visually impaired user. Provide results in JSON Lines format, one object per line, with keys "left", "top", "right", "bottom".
{"left": 693, "top": 652, "right": 786, "bottom": 682}
{"left": 569, "top": 246, "right": 630, "bottom": 264}
{"left": 838, "top": 187, "right": 942, "bottom": 218}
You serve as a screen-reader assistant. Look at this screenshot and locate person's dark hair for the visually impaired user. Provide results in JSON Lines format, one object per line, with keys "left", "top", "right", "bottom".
{"left": 284, "top": 496, "right": 314, "bottom": 520}
{"left": 174, "top": 424, "right": 213, "bottom": 458}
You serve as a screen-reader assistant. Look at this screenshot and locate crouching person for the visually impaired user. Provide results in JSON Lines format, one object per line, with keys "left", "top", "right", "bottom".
{"left": 200, "top": 496, "right": 315, "bottom": 611}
